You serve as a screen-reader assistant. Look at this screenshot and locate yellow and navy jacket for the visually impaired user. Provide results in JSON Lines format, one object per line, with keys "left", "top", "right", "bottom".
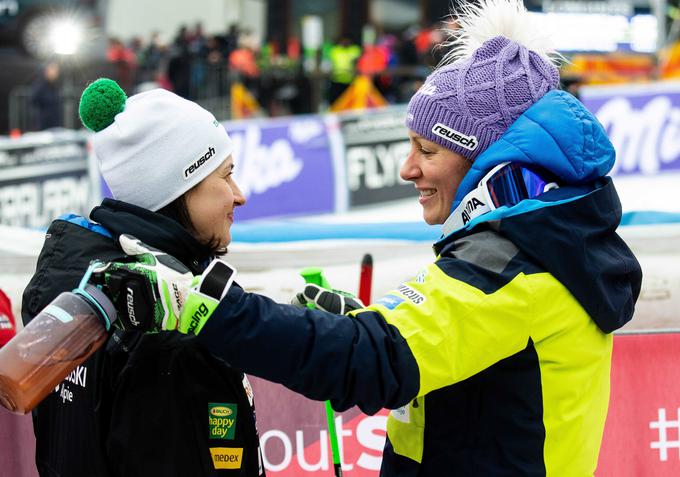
{"left": 198, "top": 91, "right": 642, "bottom": 476}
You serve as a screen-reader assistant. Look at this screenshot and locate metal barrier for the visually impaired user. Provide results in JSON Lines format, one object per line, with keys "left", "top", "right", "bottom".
{"left": 8, "top": 86, "right": 81, "bottom": 133}
{"left": 7, "top": 61, "right": 430, "bottom": 133}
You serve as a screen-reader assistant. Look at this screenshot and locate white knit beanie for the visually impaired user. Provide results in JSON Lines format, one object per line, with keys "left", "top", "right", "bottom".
{"left": 79, "top": 78, "right": 233, "bottom": 211}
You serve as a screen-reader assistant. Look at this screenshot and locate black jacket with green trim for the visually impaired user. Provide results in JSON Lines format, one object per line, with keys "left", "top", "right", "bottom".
{"left": 22, "top": 199, "right": 264, "bottom": 477}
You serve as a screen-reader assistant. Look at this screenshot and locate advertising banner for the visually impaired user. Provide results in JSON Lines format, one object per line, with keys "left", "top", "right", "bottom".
{"left": 0, "top": 132, "right": 94, "bottom": 229}
{"left": 224, "top": 116, "right": 338, "bottom": 220}
{"left": 250, "top": 332, "right": 680, "bottom": 475}
{"left": 338, "top": 107, "right": 414, "bottom": 207}
{"left": 597, "top": 332, "right": 680, "bottom": 476}
{"left": 580, "top": 81, "right": 680, "bottom": 176}
{"left": 250, "top": 378, "right": 386, "bottom": 477}
{"left": 1, "top": 331, "right": 678, "bottom": 476}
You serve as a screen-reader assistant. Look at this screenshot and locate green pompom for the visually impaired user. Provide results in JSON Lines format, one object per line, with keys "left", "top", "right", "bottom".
{"left": 79, "top": 78, "right": 127, "bottom": 132}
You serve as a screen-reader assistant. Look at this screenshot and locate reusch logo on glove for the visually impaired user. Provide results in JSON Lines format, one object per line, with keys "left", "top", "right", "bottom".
{"left": 431, "top": 123, "right": 478, "bottom": 151}
{"left": 183, "top": 145, "right": 216, "bottom": 180}
{"left": 126, "top": 287, "right": 140, "bottom": 327}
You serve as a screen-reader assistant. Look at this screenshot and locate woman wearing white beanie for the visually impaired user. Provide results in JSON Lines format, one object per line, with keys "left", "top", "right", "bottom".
{"left": 21, "top": 79, "right": 264, "bottom": 476}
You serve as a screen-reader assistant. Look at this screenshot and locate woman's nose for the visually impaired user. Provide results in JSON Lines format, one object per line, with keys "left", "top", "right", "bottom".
{"left": 231, "top": 182, "right": 247, "bottom": 207}
{"left": 400, "top": 150, "right": 421, "bottom": 182}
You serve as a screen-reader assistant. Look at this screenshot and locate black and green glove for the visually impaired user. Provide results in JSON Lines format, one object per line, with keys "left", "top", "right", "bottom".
{"left": 292, "top": 284, "right": 364, "bottom": 315}
{"left": 178, "top": 259, "right": 236, "bottom": 334}
{"left": 93, "top": 234, "right": 236, "bottom": 334}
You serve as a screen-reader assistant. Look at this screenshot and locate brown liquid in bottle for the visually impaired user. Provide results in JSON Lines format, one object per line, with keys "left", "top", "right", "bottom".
{"left": 0, "top": 291, "right": 108, "bottom": 414}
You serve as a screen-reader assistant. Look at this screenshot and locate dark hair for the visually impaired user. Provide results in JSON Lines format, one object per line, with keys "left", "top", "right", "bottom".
{"left": 156, "top": 193, "right": 225, "bottom": 255}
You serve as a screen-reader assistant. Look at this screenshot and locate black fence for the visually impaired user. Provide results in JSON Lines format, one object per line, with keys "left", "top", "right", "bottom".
{"left": 8, "top": 61, "right": 431, "bottom": 133}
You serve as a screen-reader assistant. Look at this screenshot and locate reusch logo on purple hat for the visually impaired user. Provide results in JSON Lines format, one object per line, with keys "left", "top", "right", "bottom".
{"left": 405, "top": 0, "right": 561, "bottom": 161}
{"left": 431, "top": 123, "right": 478, "bottom": 151}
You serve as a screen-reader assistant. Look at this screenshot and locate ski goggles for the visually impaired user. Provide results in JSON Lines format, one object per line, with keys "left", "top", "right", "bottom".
{"left": 443, "top": 162, "right": 559, "bottom": 236}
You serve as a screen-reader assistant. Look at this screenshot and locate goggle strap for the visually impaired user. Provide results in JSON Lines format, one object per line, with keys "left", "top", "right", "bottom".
{"left": 442, "top": 186, "right": 491, "bottom": 236}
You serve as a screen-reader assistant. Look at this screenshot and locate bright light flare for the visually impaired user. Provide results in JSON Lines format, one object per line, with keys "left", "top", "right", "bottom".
{"left": 49, "top": 18, "right": 84, "bottom": 55}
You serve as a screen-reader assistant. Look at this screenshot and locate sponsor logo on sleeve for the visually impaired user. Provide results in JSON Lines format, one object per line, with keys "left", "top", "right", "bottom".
{"left": 396, "top": 285, "right": 426, "bottom": 305}
{"left": 209, "top": 403, "right": 238, "bottom": 440}
{"left": 376, "top": 294, "right": 405, "bottom": 310}
{"left": 210, "top": 447, "right": 243, "bottom": 470}
{"left": 431, "top": 123, "right": 478, "bottom": 151}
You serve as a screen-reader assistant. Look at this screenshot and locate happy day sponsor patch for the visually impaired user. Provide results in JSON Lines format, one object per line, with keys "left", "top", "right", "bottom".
{"left": 209, "top": 403, "right": 237, "bottom": 440}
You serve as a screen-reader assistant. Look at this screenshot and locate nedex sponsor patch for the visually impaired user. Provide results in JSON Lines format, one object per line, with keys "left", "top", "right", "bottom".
{"left": 209, "top": 403, "right": 237, "bottom": 440}
{"left": 210, "top": 447, "right": 243, "bottom": 470}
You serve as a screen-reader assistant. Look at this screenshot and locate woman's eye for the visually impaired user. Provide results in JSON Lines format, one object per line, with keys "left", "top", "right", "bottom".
{"left": 421, "top": 148, "right": 433, "bottom": 155}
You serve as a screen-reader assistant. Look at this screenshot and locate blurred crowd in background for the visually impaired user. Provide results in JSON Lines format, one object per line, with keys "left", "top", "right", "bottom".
{"left": 12, "top": 5, "right": 680, "bottom": 133}
{"left": 102, "top": 21, "right": 451, "bottom": 114}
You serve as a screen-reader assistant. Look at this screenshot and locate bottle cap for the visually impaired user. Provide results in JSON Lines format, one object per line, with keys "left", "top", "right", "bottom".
{"left": 81, "top": 285, "right": 118, "bottom": 328}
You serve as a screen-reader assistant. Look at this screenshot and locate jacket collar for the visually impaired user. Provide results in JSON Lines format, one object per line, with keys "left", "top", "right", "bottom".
{"left": 90, "top": 198, "right": 213, "bottom": 273}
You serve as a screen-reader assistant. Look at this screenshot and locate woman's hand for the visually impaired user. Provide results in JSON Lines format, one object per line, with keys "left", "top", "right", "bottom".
{"left": 92, "top": 234, "right": 195, "bottom": 332}
{"left": 291, "top": 285, "right": 364, "bottom": 315}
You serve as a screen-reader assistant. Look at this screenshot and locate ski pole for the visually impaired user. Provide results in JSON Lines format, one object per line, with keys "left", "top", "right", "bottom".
{"left": 299, "top": 267, "right": 343, "bottom": 477}
{"left": 358, "top": 253, "right": 373, "bottom": 305}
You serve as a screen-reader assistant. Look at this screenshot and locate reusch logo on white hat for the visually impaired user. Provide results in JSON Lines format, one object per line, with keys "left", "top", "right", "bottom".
{"left": 183, "top": 145, "right": 216, "bottom": 180}
{"left": 431, "top": 123, "right": 478, "bottom": 151}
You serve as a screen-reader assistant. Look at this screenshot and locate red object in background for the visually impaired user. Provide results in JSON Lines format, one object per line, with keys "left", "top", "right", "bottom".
{"left": 287, "top": 37, "right": 301, "bottom": 60}
{"left": 230, "top": 48, "right": 260, "bottom": 78}
{"left": 0, "top": 290, "right": 16, "bottom": 347}
{"left": 597, "top": 333, "right": 680, "bottom": 476}
{"left": 356, "top": 45, "right": 389, "bottom": 76}
{"left": 358, "top": 254, "right": 373, "bottom": 305}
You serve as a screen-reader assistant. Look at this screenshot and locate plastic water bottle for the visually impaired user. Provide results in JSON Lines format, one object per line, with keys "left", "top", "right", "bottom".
{"left": 0, "top": 284, "right": 116, "bottom": 415}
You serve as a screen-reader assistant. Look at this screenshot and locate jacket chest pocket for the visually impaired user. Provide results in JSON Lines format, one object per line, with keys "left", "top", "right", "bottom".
{"left": 386, "top": 396, "right": 426, "bottom": 464}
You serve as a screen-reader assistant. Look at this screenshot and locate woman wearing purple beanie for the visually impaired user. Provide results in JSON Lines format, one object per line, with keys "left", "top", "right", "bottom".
{"left": 102, "top": 1, "right": 642, "bottom": 475}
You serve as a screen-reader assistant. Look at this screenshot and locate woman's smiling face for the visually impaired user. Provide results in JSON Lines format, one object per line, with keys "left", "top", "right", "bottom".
{"left": 400, "top": 131, "right": 471, "bottom": 225}
{"left": 186, "top": 155, "right": 246, "bottom": 249}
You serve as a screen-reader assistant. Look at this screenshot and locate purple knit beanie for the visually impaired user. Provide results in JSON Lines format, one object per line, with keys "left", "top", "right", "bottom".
{"left": 406, "top": 35, "right": 560, "bottom": 161}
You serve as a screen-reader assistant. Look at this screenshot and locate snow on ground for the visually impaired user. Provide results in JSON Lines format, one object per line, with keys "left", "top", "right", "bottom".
{"left": 1, "top": 173, "right": 680, "bottom": 331}
{"left": 615, "top": 172, "right": 680, "bottom": 214}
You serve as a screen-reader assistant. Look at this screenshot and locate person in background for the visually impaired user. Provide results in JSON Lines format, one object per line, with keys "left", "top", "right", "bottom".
{"left": 22, "top": 78, "right": 264, "bottom": 477}
{"left": 327, "top": 37, "right": 361, "bottom": 103}
{"left": 30, "top": 62, "right": 62, "bottom": 130}
{"left": 106, "top": 38, "right": 138, "bottom": 93}
{"left": 98, "top": 0, "right": 643, "bottom": 475}
{"left": 0, "top": 289, "right": 16, "bottom": 348}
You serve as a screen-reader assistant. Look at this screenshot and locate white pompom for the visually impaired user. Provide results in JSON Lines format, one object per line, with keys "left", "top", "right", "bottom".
{"left": 439, "top": 0, "right": 563, "bottom": 67}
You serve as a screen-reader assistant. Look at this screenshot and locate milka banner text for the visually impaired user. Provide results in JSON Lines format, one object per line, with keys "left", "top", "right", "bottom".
{"left": 581, "top": 81, "right": 680, "bottom": 175}
{"left": 223, "top": 116, "right": 338, "bottom": 220}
